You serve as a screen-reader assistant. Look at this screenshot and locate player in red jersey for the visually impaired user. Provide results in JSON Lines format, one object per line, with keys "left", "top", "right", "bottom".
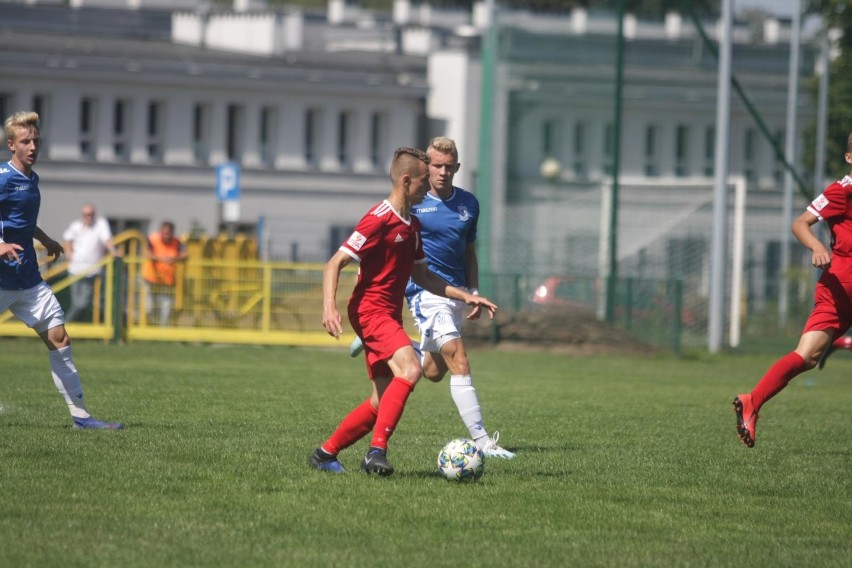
{"left": 733, "top": 132, "right": 852, "bottom": 447}
{"left": 309, "top": 147, "right": 498, "bottom": 476}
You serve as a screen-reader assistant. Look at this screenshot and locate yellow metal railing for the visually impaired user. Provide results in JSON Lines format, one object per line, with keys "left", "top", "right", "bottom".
{"left": 0, "top": 231, "right": 416, "bottom": 346}
{"left": 121, "top": 256, "right": 364, "bottom": 345}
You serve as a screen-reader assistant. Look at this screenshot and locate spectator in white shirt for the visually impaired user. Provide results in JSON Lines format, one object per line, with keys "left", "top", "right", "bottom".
{"left": 62, "top": 204, "right": 117, "bottom": 322}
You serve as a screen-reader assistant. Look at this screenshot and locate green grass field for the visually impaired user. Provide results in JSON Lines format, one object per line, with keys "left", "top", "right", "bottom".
{"left": 1, "top": 339, "right": 850, "bottom": 567}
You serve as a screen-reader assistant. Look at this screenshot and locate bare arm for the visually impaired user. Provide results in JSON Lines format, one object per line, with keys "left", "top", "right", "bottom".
{"left": 792, "top": 211, "right": 831, "bottom": 269}
{"left": 411, "top": 262, "right": 497, "bottom": 319}
{"left": 34, "top": 226, "right": 63, "bottom": 260}
{"left": 322, "top": 250, "right": 355, "bottom": 339}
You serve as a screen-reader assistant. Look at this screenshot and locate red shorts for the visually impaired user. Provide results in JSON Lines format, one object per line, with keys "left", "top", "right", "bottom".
{"left": 350, "top": 310, "right": 411, "bottom": 380}
{"left": 803, "top": 280, "right": 852, "bottom": 336}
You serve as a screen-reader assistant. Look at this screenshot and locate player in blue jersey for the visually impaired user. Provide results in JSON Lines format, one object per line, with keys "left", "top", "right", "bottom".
{"left": 351, "top": 137, "right": 514, "bottom": 458}
{"left": 0, "top": 111, "right": 122, "bottom": 430}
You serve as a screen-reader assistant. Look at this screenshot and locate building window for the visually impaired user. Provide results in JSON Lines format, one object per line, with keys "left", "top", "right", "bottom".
{"left": 113, "top": 100, "right": 129, "bottom": 161}
{"left": 305, "top": 109, "right": 318, "bottom": 167}
{"left": 644, "top": 124, "right": 659, "bottom": 177}
{"left": 338, "top": 111, "right": 350, "bottom": 167}
{"left": 192, "top": 103, "right": 209, "bottom": 164}
{"left": 773, "top": 129, "right": 785, "bottom": 186}
{"left": 542, "top": 119, "right": 560, "bottom": 158}
{"left": 146, "top": 101, "right": 163, "bottom": 161}
{"left": 744, "top": 128, "right": 757, "bottom": 183}
{"left": 370, "top": 112, "right": 385, "bottom": 169}
{"left": 572, "top": 121, "right": 587, "bottom": 178}
{"left": 32, "top": 94, "right": 48, "bottom": 155}
{"left": 226, "top": 104, "right": 244, "bottom": 162}
{"left": 675, "top": 125, "right": 690, "bottom": 177}
{"left": 703, "top": 126, "right": 715, "bottom": 177}
{"left": 603, "top": 122, "right": 614, "bottom": 176}
{"left": 0, "top": 93, "right": 10, "bottom": 125}
{"left": 79, "top": 98, "right": 95, "bottom": 159}
{"left": 329, "top": 224, "right": 356, "bottom": 259}
{"left": 260, "top": 106, "right": 276, "bottom": 167}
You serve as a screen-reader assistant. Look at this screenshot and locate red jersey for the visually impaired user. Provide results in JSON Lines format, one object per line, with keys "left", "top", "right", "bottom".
{"left": 807, "top": 175, "right": 852, "bottom": 282}
{"left": 340, "top": 200, "right": 426, "bottom": 319}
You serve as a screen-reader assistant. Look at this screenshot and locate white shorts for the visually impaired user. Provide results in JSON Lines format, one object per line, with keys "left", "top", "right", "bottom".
{"left": 408, "top": 289, "right": 465, "bottom": 353}
{"left": 0, "top": 281, "right": 65, "bottom": 333}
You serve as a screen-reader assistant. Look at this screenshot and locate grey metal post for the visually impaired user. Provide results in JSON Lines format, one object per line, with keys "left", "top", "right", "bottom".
{"left": 812, "top": 35, "right": 830, "bottom": 289}
{"left": 708, "top": 0, "right": 733, "bottom": 353}
{"left": 779, "top": 0, "right": 802, "bottom": 327}
{"left": 814, "top": 35, "right": 829, "bottom": 195}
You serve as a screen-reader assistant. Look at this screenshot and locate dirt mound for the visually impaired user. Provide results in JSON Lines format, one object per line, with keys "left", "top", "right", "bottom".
{"left": 462, "top": 306, "right": 656, "bottom": 356}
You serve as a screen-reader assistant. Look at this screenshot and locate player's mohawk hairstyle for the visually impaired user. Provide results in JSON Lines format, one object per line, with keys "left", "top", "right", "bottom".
{"left": 393, "top": 146, "right": 429, "bottom": 165}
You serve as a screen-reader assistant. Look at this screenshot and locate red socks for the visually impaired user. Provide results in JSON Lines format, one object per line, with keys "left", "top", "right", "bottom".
{"left": 370, "top": 377, "right": 414, "bottom": 450}
{"left": 321, "top": 377, "right": 415, "bottom": 455}
{"left": 751, "top": 352, "right": 807, "bottom": 411}
{"left": 322, "top": 399, "right": 378, "bottom": 455}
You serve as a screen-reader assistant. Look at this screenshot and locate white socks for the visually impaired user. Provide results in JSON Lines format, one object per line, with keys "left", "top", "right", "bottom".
{"left": 49, "top": 346, "right": 90, "bottom": 419}
{"left": 450, "top": 374, "right": 488, "bottom": 446}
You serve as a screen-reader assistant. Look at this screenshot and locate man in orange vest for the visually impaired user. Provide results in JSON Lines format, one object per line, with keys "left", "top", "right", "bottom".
{"left": 143, "top": 221, "right": 187, "bottom": 326}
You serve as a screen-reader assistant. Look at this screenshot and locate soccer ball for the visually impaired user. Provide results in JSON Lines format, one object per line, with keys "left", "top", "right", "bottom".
{"left": 437, "top": 438, "right": 485, "bottom": 481}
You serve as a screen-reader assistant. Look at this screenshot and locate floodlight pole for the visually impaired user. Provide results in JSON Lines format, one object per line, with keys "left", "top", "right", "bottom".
{"left": 779, "top": 0, "right": 802, "bottom": 328}
{"left": 476, "top": 0, "right": 496, "bottom": 297}
{"left": 604, "top": 0, "right": 625, "bottom": 324}
{"left": 708, "top": 0, "right": 733, "bottom": 353}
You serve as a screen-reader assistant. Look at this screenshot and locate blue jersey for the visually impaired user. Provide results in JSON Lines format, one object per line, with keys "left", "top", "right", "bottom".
{"left": 0, "top": 161, "right": 43, "bottom": 290}
{"left": 406, "top": 186, "right": 479, "bottom": 297}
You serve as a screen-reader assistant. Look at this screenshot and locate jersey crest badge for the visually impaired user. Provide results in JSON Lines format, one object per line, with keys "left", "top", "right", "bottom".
{"left": 458, "top": 205, "right": 469, "bottom": 221}
{"left": 347, "top": 231, "right": 367, "bottom": 251}
{"left": 813, "top": 194, "right": 830, "bottom": 211}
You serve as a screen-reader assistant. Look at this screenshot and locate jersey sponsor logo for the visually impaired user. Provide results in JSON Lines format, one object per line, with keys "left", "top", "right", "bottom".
{"left": 347, "top": 231, "right": 367, "bottom": 251}
{"left": 394, "top": 233, "right": 404, "bottom": 243}
{"left": 416, "top": 206, "right": 438, "bottom": 213}
{"left": 0, "top": 167, "right": 9, "bottom": 174}
{"left": 12, "top": 184, "right": 31, "bottom": 192}
{"left": 458, "top": 205, "right": 469, "bottom": 221}
{"left": 812, "top": 194, "right": 830, "bottom": 211}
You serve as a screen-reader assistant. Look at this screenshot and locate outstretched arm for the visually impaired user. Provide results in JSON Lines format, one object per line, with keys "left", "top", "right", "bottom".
{"left": 411, "top": 263, "right": 497, "bottom": 319}
{"left": 322, "top": 250, "right": 354, "bottom": 339}
{"left": 464, "top": 241, "right": 481, "bottom": 320}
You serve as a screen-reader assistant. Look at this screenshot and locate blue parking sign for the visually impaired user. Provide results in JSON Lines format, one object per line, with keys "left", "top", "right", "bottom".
{"left": 216, "top": 163, "right": 240, "bottom": 202}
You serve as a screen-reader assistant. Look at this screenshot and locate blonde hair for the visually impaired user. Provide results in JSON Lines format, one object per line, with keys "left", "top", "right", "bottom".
{"left": 428, "top": 136, "right": 458, "bottom": 159}
{"left": 390, "top": 147, "right": 430, "bottom": 183}
{"left": 4, "top": 111, "right": 40, "bottom": 141}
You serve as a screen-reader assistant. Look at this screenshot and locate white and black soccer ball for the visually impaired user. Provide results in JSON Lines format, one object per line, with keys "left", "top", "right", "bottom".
{"left": 437, "top": 438, "right": 485, "bottom": 481}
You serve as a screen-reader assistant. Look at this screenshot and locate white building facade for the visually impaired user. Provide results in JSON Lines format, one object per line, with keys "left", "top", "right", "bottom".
{"left": 0, "top": 0, "right": 820, "bottom": 303}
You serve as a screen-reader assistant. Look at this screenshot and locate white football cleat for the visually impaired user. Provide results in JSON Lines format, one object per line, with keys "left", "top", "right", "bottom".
{"left": 479, "top": 431, "right": 515, "bottom": 459}
{"left": 349, "top": 336, "right": 364, "bottom": 358}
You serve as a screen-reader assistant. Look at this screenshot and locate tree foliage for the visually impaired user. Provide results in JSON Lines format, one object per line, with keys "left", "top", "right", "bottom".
{"left": 804, "top": 0, "right": 852, "bottom": 181}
